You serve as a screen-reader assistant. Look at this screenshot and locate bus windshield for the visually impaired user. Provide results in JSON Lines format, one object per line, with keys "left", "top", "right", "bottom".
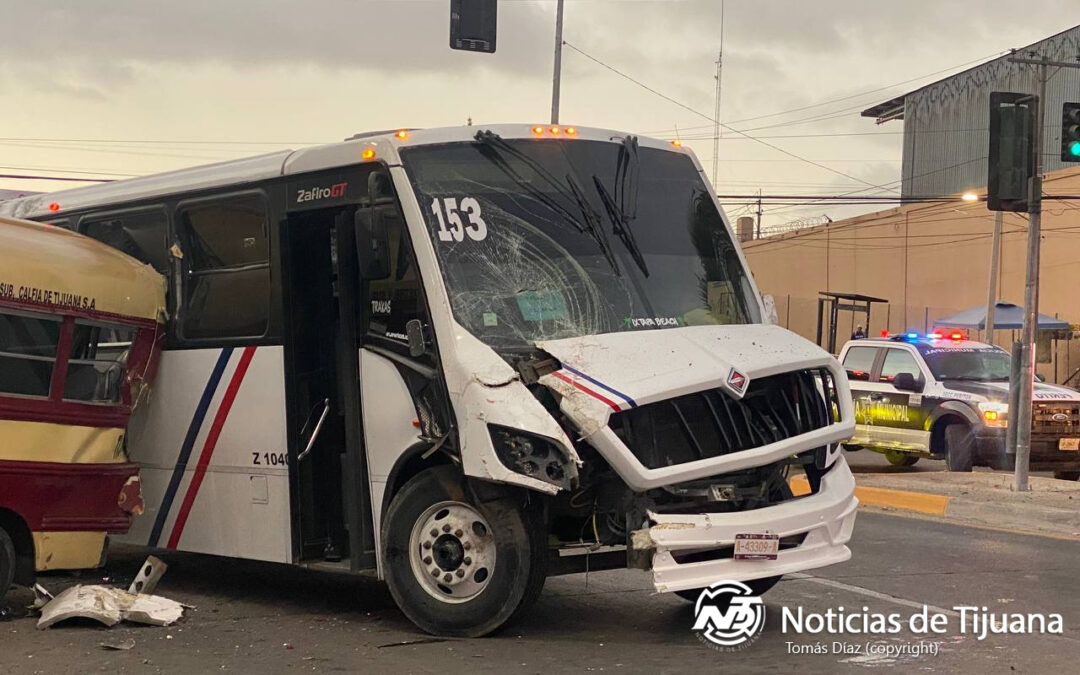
{"left": 401, "top": 136, "right": 756, "bottom": 350}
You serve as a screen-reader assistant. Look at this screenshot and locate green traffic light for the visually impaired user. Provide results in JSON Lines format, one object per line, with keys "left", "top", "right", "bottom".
{"left": 1070, "top": 141, "right": 1080, "bottom": 157}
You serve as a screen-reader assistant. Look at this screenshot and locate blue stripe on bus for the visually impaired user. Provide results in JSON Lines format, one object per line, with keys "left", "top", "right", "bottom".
{"left": 561, "top": 364, "right": 638, "bottom": 408}
{"left": 147, "top": 348, "right": 234, "bottom": 547}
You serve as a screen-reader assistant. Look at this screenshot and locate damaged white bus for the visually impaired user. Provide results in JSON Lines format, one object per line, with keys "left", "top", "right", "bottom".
{"left": 0, "top": 125, "right": 857, "bottom": 636}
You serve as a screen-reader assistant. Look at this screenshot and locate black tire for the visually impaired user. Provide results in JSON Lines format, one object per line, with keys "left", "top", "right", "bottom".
{"left": 884, "top": 450, "right": 919, "bottom": 467}
{"left": 674, "top": 575, "right": 783, "bottom": 602}
{"left": 841, "top": 444, "right": 862, "bottom": 452}
{"left": 944, "top": 424, "right": 974, "bottom": 472}
{"left": 1053, "top": 471, "right": 1080, "bottom": 481}
{"left": 382, "top": 466, "right": 546, "bottom": 637}
{"left": 0, "top": 526, "right": 15, "bottom": 600}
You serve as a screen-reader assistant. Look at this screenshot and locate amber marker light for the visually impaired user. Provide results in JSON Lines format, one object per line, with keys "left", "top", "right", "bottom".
{"left": 48, "top": 202, "right": 61, "bottom": 212}
{"left": 361, "top": 148, "right": 376, "bottom": 160}
{"left": 532, "top": 126, "right": 545, "bottom": 135}
{"left": 395, "top": 129, "right": 409, "bottom": 140}
{"left": 565, "top": 127, "right": 577, "bottom": 136}
{"left": 670, "top": 140, "right": 683, "bottom": 147}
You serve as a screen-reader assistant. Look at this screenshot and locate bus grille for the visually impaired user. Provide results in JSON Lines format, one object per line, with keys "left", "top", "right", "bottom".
{"left": 609, "top": 369, "right": 837, "bottom": 470}
{"left": 1032, "top": 403, "right": 1080, "bottom": 436}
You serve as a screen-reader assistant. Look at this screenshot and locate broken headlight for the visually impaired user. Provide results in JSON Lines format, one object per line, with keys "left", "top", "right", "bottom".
{"left": 488, "top": 425, "right": 573, "bottom": 490}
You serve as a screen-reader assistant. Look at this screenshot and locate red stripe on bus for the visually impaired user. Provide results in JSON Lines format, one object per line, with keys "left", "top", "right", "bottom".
{"left": 166, "top": 346, "right": 257, "bottom": 550}
{"left": 552, "top": 371, "right": 622, "bottom": 412}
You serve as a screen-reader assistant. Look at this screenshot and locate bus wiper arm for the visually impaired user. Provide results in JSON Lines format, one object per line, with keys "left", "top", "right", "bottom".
{"left": 565, "top": 174, "right": 621, "bottom": 276}
{"left": 594, "top": 176, "right": 649, "bottom": 277}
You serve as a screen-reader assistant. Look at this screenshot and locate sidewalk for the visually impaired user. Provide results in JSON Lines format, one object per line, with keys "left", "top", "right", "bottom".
{"left": 791, "top": 471, "right": 1080, "bottom": 539}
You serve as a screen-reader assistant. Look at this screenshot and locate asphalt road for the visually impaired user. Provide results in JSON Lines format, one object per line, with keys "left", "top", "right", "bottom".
{"left": 2, "top": 511, "right": 1076, "bottom": 674}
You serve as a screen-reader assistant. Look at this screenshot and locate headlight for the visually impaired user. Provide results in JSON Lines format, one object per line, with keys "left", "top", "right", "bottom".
{"left": 488, "top": 425, "right": 574, "bottom": 489}
{"left": 977, "top": 401, "right": 1009, "bottom": 427}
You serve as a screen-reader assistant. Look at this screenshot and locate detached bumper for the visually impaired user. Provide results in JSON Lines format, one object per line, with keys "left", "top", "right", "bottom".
{"left": 634, "top": 457, "right": 858, "bottom": 593}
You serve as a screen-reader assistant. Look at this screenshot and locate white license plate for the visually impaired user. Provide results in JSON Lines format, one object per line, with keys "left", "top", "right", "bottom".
{"left": 1059, "top": 438, "right": 1080, "bottom": 451}
{"left": 734, "top": 533, "right": 780, "bottom": 561}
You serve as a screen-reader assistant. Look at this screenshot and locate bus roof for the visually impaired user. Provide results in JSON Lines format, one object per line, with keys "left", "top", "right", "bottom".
{"left": 0, "top": 125, "right": 687, "bottom": 220}
{"left": 0, "top": 216, "right": 166, "bottom": 322}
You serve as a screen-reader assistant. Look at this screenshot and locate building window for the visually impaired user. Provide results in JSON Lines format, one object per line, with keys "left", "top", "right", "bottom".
{"left": 0, "top": 312, "right": 61, "bottom": 397}
{"left": 64, "top": 322, "right": 137, "bottom": 403}
{"left": 81, "top": 210, "right": 169, "bottom": 274}
{"left": 366, "top": 208, "right": 424, "bottom": 345}
{"left": 178, "top": 195, "right": 270, "bottom": 340}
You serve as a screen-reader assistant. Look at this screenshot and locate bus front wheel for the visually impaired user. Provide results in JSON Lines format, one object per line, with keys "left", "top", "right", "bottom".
{"left": 382, "top": 466, "right": 546, "bottom": 637}
{"left": 0, "top": 525, "right": 15, "bottom": 600}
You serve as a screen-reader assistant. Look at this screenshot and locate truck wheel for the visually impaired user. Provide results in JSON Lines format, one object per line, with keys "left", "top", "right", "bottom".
{"left": 0, "top": 526, "right": 15, "bottom": 600}
{"left": 675, "top": 575, "right": 783, "bottom": 602}
{"left": 944, "top": 424, "right": 974, "bottom": 472}
{"left": 884, "top": 450, "right": 919, "bottom": 467}
{"left": 1053, "top": 471, "right": 1080, "bottom": 481}
{"left": 382, "top": 466, "right": 546, "bottom": 637}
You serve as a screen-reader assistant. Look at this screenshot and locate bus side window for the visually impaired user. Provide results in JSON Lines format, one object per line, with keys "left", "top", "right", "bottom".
{"left": 81, "top": 210, "right": 169, "bottom": 275}
{"left": 366, "top": 208, "right": 424, "bottom": 346}
{"left": 177, "top": 195, "right": 270, "bottom": 340}
{"left": 64, "top": 322, "right": 136, "bottom": 404}
{"left": 0, "top": 311, "right": 61, "bottom": 398}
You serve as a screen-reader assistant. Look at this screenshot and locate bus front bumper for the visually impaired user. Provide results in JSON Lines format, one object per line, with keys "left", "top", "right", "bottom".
{"left": 631, "top": 457, "right": 858, "bottom": 593}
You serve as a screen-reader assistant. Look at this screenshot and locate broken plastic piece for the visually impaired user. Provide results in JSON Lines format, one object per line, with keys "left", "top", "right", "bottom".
{"left": 37, "top": 585, "right": 184, "bottom": 629}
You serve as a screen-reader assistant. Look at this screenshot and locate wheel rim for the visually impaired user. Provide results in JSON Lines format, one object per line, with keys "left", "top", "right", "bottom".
{"left": 408, "top": 500, "right": 496, "bottom": 604}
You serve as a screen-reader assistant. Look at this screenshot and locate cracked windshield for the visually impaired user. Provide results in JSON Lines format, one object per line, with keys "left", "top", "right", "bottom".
{"left": 401, "top": 134, "right": 756, "bottom": 349}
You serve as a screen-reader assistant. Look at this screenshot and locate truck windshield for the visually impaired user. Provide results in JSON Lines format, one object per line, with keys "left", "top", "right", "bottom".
{"left": 923, "top": 348, "right": 1011, "bottom": 381}
{"left": 400, "top": 135, "right": 756, "bottom": 350}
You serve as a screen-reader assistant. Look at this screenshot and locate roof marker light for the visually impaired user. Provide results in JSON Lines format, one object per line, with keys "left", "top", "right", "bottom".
{"left": 48, "top": 202, "right": 60, "bottom": 212}
{"left": 550, "top": 125, "right": 561, "bottom": 135}
{"left": 361, "top": 148, "right": 376, "bottom": 160}
{"left": 670, "top": 139, "right": 683, "bottom": 147}
{"left": 395, "top": 129, "right": 409, "bottom": 140}
{"left": 532, "top": 126, "right": 545, "bottom": 135}
{"left": 565, "top": 127, "right": 577, "bottom": 135}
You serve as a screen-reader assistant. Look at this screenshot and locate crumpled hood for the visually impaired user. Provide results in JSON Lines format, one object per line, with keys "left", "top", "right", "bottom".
{"left": 536, "top": 323, "right": 838, "bottom": 411}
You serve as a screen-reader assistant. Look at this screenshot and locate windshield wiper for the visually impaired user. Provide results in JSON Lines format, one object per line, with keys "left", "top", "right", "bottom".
{"left": 473, "top": 130, "right": 621, "bottom": 277}
{"left": 593, "top": 176, "right": 649, "bottom": 276}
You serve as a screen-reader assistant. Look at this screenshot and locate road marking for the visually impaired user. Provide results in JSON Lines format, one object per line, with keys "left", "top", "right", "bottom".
{"left": 790, "top": 476, "right": 950, "bottom": 516}
{"left": 787, "top": 572, "right": 960, "bottom": 617}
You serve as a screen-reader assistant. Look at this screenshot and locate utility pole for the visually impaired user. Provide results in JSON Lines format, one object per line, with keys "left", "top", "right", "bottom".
{"left": 710, "top": 0, "right": 725, "bottom": 188}
{"left": 984, "top": 211, "right": 1002, "bottom": 344}
{"left": 550, "top": 0, "right": 565, "bottom": 124}
{"left": 754, "top": 190, "right": 763, "bottom": 239}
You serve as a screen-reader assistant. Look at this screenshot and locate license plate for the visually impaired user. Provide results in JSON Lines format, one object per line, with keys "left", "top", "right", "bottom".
{"left": 1059, "top": 438, "right": 1080, "bottom": 451}
{"left": 734, "top": 533, "right": 780, "bottom": 561}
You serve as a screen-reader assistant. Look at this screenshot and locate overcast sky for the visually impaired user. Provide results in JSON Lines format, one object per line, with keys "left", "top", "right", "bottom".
{"left": 0, "top": 1, "right": 1075, "bottom": 229}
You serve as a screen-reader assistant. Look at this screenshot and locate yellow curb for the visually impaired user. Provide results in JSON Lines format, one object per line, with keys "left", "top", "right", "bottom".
{"left": 789, "top": 475, "right": 950, "bottom": 516}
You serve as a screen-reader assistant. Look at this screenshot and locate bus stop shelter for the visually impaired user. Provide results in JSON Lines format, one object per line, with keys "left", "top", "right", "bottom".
{"left": 816, "top": 291, "right": 889, "bottom": 354}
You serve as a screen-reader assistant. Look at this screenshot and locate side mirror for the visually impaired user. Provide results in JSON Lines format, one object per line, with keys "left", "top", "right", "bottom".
{"left": 355, "top": 172, "right": 393, "bottom": 280}
{"left": 893, "top": 372, "right": 923, "bottom": 393}
{"left": 761, "top": 293, "right": 779, "bottom": 326}
{"left": 405, "top": 319, "right": 426, "bottom": 357}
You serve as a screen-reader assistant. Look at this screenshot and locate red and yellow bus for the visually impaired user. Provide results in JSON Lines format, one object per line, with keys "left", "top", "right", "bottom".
{"left": 0, "top": 215, "right": 165, "bottom": 598}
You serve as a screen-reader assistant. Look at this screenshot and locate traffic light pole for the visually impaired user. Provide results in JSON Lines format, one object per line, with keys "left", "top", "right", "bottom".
{"left": 1006, "top": 55, "right": 1080, "bottom": 491}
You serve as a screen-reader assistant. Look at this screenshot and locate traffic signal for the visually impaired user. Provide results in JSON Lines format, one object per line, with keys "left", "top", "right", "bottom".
{"left": 450, "top": 0, "right": 497, "bottom": 53}
{"left": 987, "top": 92, "right": 1035, "bottom": 212}
{"left": 1061, "top": 102, "right": 1080, "bottom": 162}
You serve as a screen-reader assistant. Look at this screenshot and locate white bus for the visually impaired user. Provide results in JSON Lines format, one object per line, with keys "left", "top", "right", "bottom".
{"left": 0, "top": 124, "right": 858, "bottom": 636}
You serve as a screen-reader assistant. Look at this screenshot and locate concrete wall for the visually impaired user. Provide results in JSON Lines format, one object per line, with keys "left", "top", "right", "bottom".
{"left": 742, "top": 166, "right": 1080, "bottom": 382}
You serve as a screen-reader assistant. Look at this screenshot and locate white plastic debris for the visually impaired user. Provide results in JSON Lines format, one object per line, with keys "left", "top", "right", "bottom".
{"left": 37, "top": 585, "right": 184, "bottom": 630}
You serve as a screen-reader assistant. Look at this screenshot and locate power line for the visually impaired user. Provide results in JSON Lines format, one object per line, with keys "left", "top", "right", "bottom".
{"left": 561, "top": 40, "right": 896, "bottom": 192}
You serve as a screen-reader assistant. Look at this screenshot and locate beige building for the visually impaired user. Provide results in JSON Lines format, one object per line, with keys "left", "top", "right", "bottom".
{"left": 742, "top": 166, "right": 1080, "bottom": 382}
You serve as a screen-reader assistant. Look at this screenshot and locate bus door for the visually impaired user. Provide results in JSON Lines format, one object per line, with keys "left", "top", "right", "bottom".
{"left": 282, "top": 203, "right": 374, "bottom": 569}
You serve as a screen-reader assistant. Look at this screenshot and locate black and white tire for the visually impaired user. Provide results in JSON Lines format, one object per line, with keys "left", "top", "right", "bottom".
{"left": 0, "top": 525, "right": 15, "bottom": 600}
{"left": 675, "top": 575, "right": 783, "bottom": 602}
{"left": 944, "top": 424, "right": 974, "bottom": 472}
{"left": 382, "top": 466, "right": 546, "bottom": 637}
{"left": 884, "top": 450, "right": 919, "bottom": 467}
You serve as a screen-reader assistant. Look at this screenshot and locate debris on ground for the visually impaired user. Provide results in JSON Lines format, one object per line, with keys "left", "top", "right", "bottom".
{"left": 37, "top": 585, "right": 185, "bottom": 629}
{"left": 128, "top": 556, "right": 167, "bottom": 595}
{"left": 28, "top": 584, "right": 53, "bottom": 610}
{"left": 99, "top": 638, "right": 136, "bottom": 651}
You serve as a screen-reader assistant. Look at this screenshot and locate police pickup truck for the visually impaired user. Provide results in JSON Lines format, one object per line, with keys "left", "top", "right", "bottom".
{"left": 838, "top": 332, "right": 1080, "bottom": 480}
